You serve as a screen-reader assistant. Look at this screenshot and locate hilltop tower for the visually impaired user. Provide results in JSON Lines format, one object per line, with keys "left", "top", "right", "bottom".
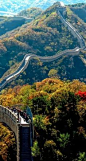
{"left": 56, "top": 1, "right": 66, "bottom": 16}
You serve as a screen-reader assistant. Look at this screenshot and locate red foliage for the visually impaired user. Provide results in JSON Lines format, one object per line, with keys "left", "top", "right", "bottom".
{"left": 75, "top": 91, "right": 86, "bottom": 100}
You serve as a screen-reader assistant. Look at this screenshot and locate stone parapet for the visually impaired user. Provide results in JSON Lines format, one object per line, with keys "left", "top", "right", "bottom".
{"left": 0, "top": 105, "right": 32, "bottom": 161}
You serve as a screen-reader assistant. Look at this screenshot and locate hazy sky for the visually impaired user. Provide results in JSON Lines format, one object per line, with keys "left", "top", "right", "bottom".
{"left": 0, "top": 0, "right": 86, "bottom": 15}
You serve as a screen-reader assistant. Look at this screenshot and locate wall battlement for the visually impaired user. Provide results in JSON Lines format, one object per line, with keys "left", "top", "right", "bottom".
{"left": 0, "top": 105, "right": 32, "bottom": 161}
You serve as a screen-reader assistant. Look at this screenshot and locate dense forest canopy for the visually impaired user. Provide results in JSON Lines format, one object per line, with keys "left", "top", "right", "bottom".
{"left": 1, "top": 78, "right": 86, "bottom": 160}
{"left": 0, "top": 123, "right": 16, "bottom": 161}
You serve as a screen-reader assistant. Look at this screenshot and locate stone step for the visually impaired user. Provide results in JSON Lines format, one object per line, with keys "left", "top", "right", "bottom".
{"left": 20, "top": 126, "right": 32, "bottom": 161}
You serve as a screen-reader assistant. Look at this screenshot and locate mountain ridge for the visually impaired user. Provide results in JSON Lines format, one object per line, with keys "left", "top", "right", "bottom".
{"left": 0, "top": 2, "right": 86, "bottom": 87}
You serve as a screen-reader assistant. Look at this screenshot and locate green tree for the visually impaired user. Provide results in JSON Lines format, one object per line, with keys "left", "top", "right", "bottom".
{"left": 78, "top": 152, "right": 86, "bottom": 161}
{"left": 31, "top": 141, "right": 40, "bottom": 161}
{"left": 32, "top": 95, "right": 51, "bottom": 114}
{"left": 58, "top": 133, "right": 70, "bottom": 149}
{"left": 48, "top": 69, "right": 57, "bottom": 78}
{"left": 33, "top": 115, "right": 48, "bottom": 131}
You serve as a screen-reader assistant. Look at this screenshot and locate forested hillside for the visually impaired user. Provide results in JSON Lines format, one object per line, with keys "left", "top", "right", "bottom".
{"left": 1, "top": 78, "right": 86, "bottom": 160}
{"left": 66, "top": 3, "right": 86, "bottom": 41}
{"left": 18, "top": 7, "right": 43, "bottom": 19}
{"left": 70, "top": 3, "right": 86, "bottom": 22}
{"left": 0, "top": 3, "right": 80, "bottom": 81}
{"left": 0, "top": 16, "right": 26, "bottom": 37}
{"left": 0, "top": 3, "right": 86, "bottom": 87}
{"left": 0, "top": 7, "right": 42, "bottom": 37}
{"left": 3, "top": 51, "right": 86, "bottom": 88}
{"left": 0, "top": 123, "right": 16, "bottom": 161}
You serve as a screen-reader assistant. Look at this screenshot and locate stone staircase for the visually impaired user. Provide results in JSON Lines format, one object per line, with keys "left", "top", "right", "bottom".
{"left": 20, "top": 126, "right": 32, "bottom": 161}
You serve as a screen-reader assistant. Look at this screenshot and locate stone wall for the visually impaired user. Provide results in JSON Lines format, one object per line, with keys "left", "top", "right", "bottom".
{"left": 57, "top": 10, "right": 85, "bottom": 48}
{"left": 0, "top": 105, "right": 20, "bottom": 161}
{"left": 0, "top": 105, "right": 32, "bottom": 161}
{"left": 0, "top": 105, "right": 18, "bottom": 135}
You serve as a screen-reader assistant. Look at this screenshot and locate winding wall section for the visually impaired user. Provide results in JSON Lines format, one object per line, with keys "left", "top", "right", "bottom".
{"left": 0, "top": 2, "right": 86, "bottom": 90}
{"left": 0, "top": 47, "right": 80, "bottom": 89}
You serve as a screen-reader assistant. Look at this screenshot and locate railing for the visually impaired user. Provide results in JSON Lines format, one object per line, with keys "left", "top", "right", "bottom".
{"left": 0, "top": 105, "right": 17, "bottom": 123}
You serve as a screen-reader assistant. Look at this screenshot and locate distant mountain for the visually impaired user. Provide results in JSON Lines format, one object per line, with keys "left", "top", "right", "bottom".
{"left": 0, "top": 8, "right": 42, "bottom": 37}
{"left": 0, "top": 0, "right": 86, "bottom": 16}
{"left": 18, "top": 7, "right": 43, "bottom": 19}
{"left": 70, "top": 4, "right": 86, "bottom": 22}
